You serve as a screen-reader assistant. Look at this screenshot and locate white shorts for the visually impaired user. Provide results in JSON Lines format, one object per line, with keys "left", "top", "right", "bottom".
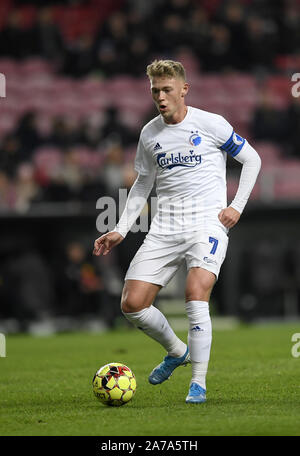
{"left": 125, "top": 229, "right": 229, "bottom": 287}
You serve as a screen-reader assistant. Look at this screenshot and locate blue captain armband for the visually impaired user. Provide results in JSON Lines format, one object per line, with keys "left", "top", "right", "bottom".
{"left": 220, "top": 131, "right": 245, "bottom": 157}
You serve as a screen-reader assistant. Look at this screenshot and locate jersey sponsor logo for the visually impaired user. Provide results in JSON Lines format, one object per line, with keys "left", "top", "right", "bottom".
{"left": 189, "top": 131, "right": 202, "bottom": 146}
{"left": 156, "top": 150, "right": 202, "bottom": 170}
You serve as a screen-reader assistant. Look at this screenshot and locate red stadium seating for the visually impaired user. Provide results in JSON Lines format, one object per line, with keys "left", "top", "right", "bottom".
{"left": 0, "top": 54, "right": 299, "bottom": 203}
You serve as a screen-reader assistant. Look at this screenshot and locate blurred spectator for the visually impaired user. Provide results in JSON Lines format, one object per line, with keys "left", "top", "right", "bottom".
{"left": 94, "top": 11, "right": 129, "bottom": 76}
{"left": 27, "top": 7, "right": 64, "bottom": 61}
{"left": 125, "top": 3, "right": 151, "bottom": 36}
{"left": 126, "top": 35, "right": 150, "bottom": 76}
{"left": 63, "top": 34, "right": 95, "bottom": 78}
{"left": 122, "top": 162, "right": 137, "bottom": 190}
{"left": 78, "top": 173, "right": 107, "bottom": 203}
{"left": 0, "top": 0, "right": 299, "bottom": 214}
{"left": 46, "top": 116, "right": 79, "bottom": 148}
{"left": 154, "top": 14, "right": 185, "bottom": 55}
{"left": 14, "top": 162, "right": 43, "bottom": 211}
{"left": 38, "top": 146, "right": 106, "bottom": 203}
{"left": 0, "top": 10, "right": 27, "bottom": 59}
{"left": 250, "top": 89, "right": 287, "bottom": 144}
{"left": 279, "top": 0, "right": 300, "bottom": 53}
{"left": 14, "top": 0, "right": 74, "bottom": 5}
{"left": 0, "top": 171, "right": 16, "bottom": 211}
{"left": 186, "top": 6, "right": 211, "bottom": 66}
{"left": 153, "top": 0, "right": 194, "bottom": 20}
{"left": 101, "top": 142, "right": 125, "bottom": 199}
{"left": 37, "top": 144, "right": 76, "bottom": 202}
{"left": 0, "top": 135, "right": 23, "bottom": 177}
{"left": 125, "top": 0, "right": 161, "bottom": 20}
{"left": 55, "top": 241, "right": 107, "bottom": 318}
{"left": 96, "top": 10, "right": 129, "bottom": 53}
{"left": 42, "top": 174, "right": 72, "bottom": 202}
{"left": 100, "top": 106, "right": 137, "bottom": 146}
{"left": 243, "top": 15, "right": 279, "bottom": 72}
{"left": 0, "top": 0, "right": 298, "bottom": 78}
{"left": 204, "top": 23, "right": 235, "bottom": 72}
{"left": 217, "top": 1, "right": 247, "bottom": 70}
{"left": 284, "top": 96, "right": 300, "bottom": 158}
{"left": 59, "top": 149, "right": 82, "bottom": 185}
{"left": 14, "top": 112, "right": 43, "bottom": 158}
{"left": 76, "top": 118, "right": 102, "bottom": 148}
{"left": 94, "top": 40, "right": 122, "bottom": 77}
{"left": 0, "top": 246, "right": 55, "bottom": 329}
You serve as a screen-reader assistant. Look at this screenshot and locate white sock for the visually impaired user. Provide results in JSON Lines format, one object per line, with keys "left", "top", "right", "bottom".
{"left": 123, "top": 305, "right": 187, "bottom": 358}
{"left": 185, "top": 300, "right": 212, "bottom": 390}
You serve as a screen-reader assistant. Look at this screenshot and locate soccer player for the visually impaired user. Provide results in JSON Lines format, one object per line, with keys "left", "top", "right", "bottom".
{"left": 93, "top": 60, "right": 261, "bottom": 403}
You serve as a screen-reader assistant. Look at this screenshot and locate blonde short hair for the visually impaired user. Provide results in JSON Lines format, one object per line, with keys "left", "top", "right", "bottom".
{"left": 146, "top": 59, "right": 186, "bottom": 81}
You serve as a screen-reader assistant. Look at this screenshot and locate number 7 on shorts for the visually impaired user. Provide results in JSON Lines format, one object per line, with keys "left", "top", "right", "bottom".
{"left": 209, "top": 237, "right": 218, "bottom": 254}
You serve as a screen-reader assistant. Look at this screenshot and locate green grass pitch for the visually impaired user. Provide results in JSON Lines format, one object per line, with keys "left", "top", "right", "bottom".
{"left": 0, "top": 322, "right": 300, "bottom": 436}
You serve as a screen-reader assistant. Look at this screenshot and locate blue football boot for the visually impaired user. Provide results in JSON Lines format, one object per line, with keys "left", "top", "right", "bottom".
{"left": 148, "top": 347, "right": 190, "bottom": 385}
{"left": 185, "top": 382, "right": 206, "bottom": 404}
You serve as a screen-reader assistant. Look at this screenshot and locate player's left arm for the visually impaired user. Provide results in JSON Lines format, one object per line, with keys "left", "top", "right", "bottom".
{"left": 219, "top": 141, "right": 261, "bottom": 228}
{"left": 214, "top": 115, "right": 261, "bottom": 229}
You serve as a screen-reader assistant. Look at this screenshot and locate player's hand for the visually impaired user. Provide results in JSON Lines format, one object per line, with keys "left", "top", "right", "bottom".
{"left": 218, "top": 207, "right": 241, "bottom": 229}
{"left": 93, "top": 231, "right": 124, "bottom": 256}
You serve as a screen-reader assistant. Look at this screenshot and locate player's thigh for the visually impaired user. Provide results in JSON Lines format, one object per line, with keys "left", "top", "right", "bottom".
{"left": 125, "top": 232, "right": 183, "bottom": 288}
{"left": 185, "top": 267, "right": 216, "bottom": 303}
{"left": 121, "top": 279, "right": 161, "bottom": 313}
{"left": 185, "top": 229, "right": 228, "bottom": 302}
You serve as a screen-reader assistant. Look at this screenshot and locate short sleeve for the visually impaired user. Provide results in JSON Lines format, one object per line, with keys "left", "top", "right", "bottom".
{"left": 134, "top": 134, "right": 155, "bottom": 175}
{"left": 215, "top": 115, "right": 246, "bottom": 157}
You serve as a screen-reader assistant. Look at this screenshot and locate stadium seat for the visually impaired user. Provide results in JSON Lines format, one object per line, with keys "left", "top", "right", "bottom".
{"left": 222, "top": 74, "right": 257, "bottom": 92}
{"left": 20, "top": 58, "right": 55, "bottom": 76}
{"left": 0, "top": 58, "right": 18, "bottom": 76}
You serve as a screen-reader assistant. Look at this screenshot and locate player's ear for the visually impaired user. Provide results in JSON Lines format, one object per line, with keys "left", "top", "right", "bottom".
{"left": 181, "top": 82, "right": 189, "bottom": 97}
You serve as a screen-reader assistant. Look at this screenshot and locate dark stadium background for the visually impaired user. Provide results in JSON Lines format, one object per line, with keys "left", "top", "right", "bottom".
{"left": 0, "top": 0, "right": 300, "bottom": 334}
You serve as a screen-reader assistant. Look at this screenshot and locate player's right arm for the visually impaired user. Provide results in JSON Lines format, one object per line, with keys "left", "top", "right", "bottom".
{"left": 93, "top": 171, "right": 155, "bottom": 256}
{"left": 93, "top": 129, "right": 156, "bottom": 256}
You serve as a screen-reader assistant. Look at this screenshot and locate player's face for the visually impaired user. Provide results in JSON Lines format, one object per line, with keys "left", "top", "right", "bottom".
{"left": 150, "top": 76, "right": 189, "bottom": 124}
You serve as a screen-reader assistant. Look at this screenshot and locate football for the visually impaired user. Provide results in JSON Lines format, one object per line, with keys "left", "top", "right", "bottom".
{"left": 92, "top": 362, "right": 137, "bottom": 406}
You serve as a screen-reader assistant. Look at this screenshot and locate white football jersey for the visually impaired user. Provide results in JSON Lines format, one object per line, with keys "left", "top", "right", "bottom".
{"left": 134, "top": 106, "right": 246, "bottom": 235}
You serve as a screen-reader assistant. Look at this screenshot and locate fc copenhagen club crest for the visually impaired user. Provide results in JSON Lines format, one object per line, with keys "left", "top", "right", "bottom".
{"left": 189, "top": 131, "right": 202, "bottom": 146}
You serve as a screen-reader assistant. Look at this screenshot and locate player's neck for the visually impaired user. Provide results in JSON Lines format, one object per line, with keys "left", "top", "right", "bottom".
{"left": 163, "top": 105, "right": 188, "bottom": 125}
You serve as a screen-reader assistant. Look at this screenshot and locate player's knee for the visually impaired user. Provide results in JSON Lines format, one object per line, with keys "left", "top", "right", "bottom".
{"left": 121, "top": 297, "right": 135, "bottom": 314}
{"left": 121, "top": 293, "right": 142, "bottom": 314}
{"left": 185, "top": 269, "right": 216, "bottom": 302}
{"left": 121, "top": 280, "right": 158, "bottom": 313}
{"left": 185, "top": 283, "right": 213, "bottom": 302}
